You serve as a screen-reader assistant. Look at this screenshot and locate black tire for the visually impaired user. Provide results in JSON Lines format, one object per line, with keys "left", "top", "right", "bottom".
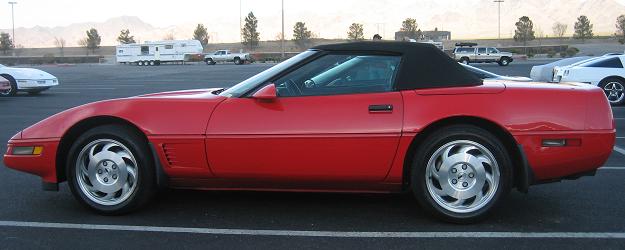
{"left": 498, "top": 57, "right": 511, "bottom": 66}
{"left": 67, "top": 124, "right": 156, "bottom": 215}
{"left": 136, "top": 61, "right": 143, "bottom": 66}
{"left": 205, "top": 58, "right": 215, "bottom": 65}
{"left": 410, "top": 125, "right": 513, "bottom": 224}
{"left": 155, "top": 61, "right": 161, "bottom": 66}
{"left": 0, "top": 74, "right": 17, "bottom": 97}
{"left": 598, "top": 77, "right": 625, "bottom": 106}
{"left": 459, "top": 57, "right": 470, "bottom": 65}
{"left": 148, "top": 61, "right": 155, "bottom": 66}
{"left": 234, "top": 57, "right": 242, "bottom": 65}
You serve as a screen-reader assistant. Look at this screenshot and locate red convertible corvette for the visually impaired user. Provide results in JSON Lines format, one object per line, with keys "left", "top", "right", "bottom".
{"left": 3, "top": 42, "right": 615, "bottom": 223}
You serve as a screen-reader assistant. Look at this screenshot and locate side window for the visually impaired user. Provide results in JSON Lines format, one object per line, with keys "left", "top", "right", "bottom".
{"left": 487, "top": 48, "right": 498, "bottom": 54}
{"left": 586, "top": 57, "right": 623, "bottom": 68}
{"left": 273, "top": 54, "right": 401, "bottom": 97}
{"left": 477, "top": 48, "right": 487, "bottom": 54}
{"left": 165, "top": 45, "right": 173, "bottom": 49}
{"left": 140, "top": 46, "right": 149, "bottom": 55}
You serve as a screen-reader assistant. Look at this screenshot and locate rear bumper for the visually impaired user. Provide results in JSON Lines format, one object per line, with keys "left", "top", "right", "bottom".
{"left": 3, "top": 138, "right": 60, "bottom": 183}
{"left": 514, "top": 130, "right": 615, "bottom": 181}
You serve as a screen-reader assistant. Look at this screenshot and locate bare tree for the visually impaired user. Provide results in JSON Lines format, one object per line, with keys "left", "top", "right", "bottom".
{"left": 78, "top": 38, "right": 89, "bottom": 55}
{"left": 552, "top": 22, "right": 568, "bottom": 42}
{"left": 163, "top": 32, "right": 175, "bottom": 40}
{"left": 54, "top": 37, "right": 66, "bottom": 57}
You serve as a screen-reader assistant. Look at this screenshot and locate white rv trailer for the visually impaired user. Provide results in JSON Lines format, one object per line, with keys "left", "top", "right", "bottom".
{"left": 116, "top": 40, "right": 203, "bottom": 66}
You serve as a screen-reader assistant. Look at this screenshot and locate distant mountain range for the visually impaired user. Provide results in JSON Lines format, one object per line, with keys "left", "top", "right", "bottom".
{"left": 2, "top": 0, "right": 625, "bottom": 48}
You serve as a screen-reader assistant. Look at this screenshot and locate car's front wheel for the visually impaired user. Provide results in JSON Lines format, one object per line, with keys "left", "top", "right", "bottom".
{"left": 0, "top": 74, "right": 17, "bottom": 97}
{"left": 459, "top": 57, "right": 470, "bottom": 65}
{"left": 599, "top": 78, "right": 625, "bottom": 106}
{"left": 67, "top": 124, "right": 156, "bottom": 214}
{"left": 411, "top": 125, "right": 512, "bottom": 223}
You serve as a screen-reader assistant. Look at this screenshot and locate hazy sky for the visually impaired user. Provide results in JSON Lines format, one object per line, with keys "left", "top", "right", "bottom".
{"left": 2, "top": 0, "right": 625, "bottom": 43}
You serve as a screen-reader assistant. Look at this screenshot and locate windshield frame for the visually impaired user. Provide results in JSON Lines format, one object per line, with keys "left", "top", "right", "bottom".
{"left": 219, "top": 50, "right": 319, "bottom": 98}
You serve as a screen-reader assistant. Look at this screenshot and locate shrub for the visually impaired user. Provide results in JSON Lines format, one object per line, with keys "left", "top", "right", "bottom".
{"left": 566, "top": 47, "right": 580, "bottom": 57}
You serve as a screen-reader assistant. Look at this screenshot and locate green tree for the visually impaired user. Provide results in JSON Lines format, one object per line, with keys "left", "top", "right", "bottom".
{"left": 616, "top": 15, "right": 625, "bottom": 44}
{"left": 573, "top": 15, "right": 593, "bottom": 42}
{"left": 193, "top": 24, "right": 210, "bottom": 48}
{"left": 117, "top": 29, "right": 136, "bottom": 44}
{"left": 400, "top": 18, "right": 418, "bottom": 32}
{"left": 513, "top": 16, "right": 535, "bottom": 46}
{"left": 347, "top": 23, "right": 364, "bottom": 41}
{"left": 85, "top": 28, "right": 101, "bottom": 54}
{"left": 0, "top": 32, "right": 13, "bottom": 55}
{"left": 293, "top": 21, "right": 312, "bottom": 49}
{"left": 242, "top": 12, "right": 260, "bottom": 51}
{"left": 400, "top": 18, "right": 422, "bottom": 40}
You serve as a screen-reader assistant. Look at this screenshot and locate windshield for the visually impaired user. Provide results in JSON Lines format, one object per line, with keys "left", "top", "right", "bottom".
{"left": 219, "top": 50, "right": 318, "bottom": 97}
{"left": 0, "top": 64, "right": 5, "bottom": 67}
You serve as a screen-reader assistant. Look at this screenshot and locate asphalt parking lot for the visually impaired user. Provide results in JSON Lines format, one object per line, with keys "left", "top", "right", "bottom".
{"left": 1, "top": 60, "right": 625, "bottom": 249}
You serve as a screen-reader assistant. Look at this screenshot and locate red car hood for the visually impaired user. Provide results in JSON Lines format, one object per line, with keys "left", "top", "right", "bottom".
{"left": 19, "top": 88, "right": 228, "bottom": 139}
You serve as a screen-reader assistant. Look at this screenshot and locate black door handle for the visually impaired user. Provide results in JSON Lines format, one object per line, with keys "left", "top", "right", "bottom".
{"left": 369, "top": 104, "right": 393, "bottom": 112}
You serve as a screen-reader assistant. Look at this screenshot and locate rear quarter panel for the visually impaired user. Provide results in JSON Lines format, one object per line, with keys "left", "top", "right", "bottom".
{"left": 399, "top": 81, "right": 614, "bottom": 181}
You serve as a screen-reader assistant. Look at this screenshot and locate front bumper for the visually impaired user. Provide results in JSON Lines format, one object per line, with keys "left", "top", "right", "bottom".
{"left": 16, "top": 78, "right": 59, "bottom": 90}
{"left": 4, "top": 137, "right": 60, "bottom": 183}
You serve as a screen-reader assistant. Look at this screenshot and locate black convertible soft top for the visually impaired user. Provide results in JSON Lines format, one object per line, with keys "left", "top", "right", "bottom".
{"left": 312, "top": 41, "right": 483, "bottom": 90}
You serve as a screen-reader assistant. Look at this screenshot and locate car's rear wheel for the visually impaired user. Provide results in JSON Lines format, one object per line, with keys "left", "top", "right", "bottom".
{"left": 0, "top": 74, "right": 17, "bottom": 97}
{"left": 136, "top": 61, "right": 144, "bottom": 66}
{"left": 599, "top": 78, "right": 625, "bottom": 105}
{"left": 234, "top": 57, "right": 242, "bottom": 65}
{"left": 459, "top": 57, "right": 470, "bottom": 65}
{"left": 410, "top": 125, "right": 512, "bottom": 223}
{"left": 67, "top": 124, "right": 156, "bottom": 214}
{"left": 498, "top": 57, "right": 510, "bottom": 66}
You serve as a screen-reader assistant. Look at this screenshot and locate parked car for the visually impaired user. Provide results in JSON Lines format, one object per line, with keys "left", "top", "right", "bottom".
{"left": 3, "top": 42, "right": 615, "bottom": 223}
{"left": 204, "top": 50, "right": 251, "bottom": 65}
{"left": 453, "top": 43, "right": 513, "bottom": 66}
{"left": 529, "top": 56, "right": 593, "bottom": 82}
{"left": 0, "top": 64, "right": 59, "bottom": 96}
{"left": 0, "top": 75, "right": 11, "bottom": 94}
{"left": 461, "top": 64, "right": 531, "bottom": 81}
{"left": 553, "top": 55, "right": 625, "bottom": 105}
{"left": 116, "top": 40, "right": 204, "bottom": 66}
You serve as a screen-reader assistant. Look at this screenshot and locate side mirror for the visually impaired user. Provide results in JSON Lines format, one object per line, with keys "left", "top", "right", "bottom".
{"left": 252, "top": 84, "right": 277, "bottom": 100}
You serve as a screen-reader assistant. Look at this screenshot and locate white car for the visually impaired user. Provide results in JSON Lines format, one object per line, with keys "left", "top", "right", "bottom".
{"left": 461, "top": 64, "right": 531, "bottom": 82}
{"left": 0, "top": 64, "right": 59, "bottom": 96}
{"left": 204, "top": 50, "right": 251, "bottom": 65}
{"left": 529, "top": 56, "right": 592, "bottom": 82}
{"left": 553, "top": 55, "right": 625, "bottom": 105}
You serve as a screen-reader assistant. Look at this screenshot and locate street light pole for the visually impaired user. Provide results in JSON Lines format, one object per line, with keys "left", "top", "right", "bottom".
{"left": 240, "top": 0, "right": 242, "bottom": 52}
{"left": 8, "top": 1, "right": 17, "bottom": 46}
{"left": 494, "top": 0, "right": 504, "bottom": 39}
{"left": 281, "top": 0, "right": 285, "bottom": 59}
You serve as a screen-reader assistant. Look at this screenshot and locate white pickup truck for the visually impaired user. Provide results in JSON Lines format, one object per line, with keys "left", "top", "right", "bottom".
{"left": 204, "top": 50, "right": 251, "bottom": 65}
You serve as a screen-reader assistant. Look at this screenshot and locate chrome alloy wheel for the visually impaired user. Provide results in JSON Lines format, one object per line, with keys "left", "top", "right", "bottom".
{"left": 75, "top": 139, "right": 138, "bottom": 206}
{"left": 603, "top": 81, "right": 625, "bottom": 104}
{"left": 425, "top": 140, "right": 500, "bottom": 213}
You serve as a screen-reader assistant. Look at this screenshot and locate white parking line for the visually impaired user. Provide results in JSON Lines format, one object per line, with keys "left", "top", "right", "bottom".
{"left": 0, "top": 221, "right": 624, "bottom": 238}
{"left": 56, "top": 87, "right": 116, "bottom": 90}
{"left": 614, "top": 146, "right": 625, "bottom": 156}
{"left": 599, "top": 167, "right": 625, "bottom": 170}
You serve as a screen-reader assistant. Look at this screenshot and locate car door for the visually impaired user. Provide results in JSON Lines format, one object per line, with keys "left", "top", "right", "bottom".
{"left": 476, "top": 48, "right": 487, "bottom": 62}
{"left": 205, "top": 53, "right": 404, "bottom": 184}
